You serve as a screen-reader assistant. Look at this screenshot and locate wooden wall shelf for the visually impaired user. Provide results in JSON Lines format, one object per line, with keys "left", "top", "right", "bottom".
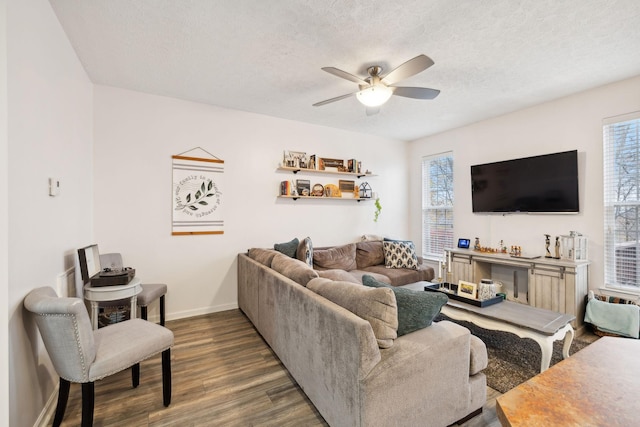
{"left": 277, "top": 195, "right": 372, "bottom": 202}
{"left": 276, "top": 166, "right": 375, "bottom": 179}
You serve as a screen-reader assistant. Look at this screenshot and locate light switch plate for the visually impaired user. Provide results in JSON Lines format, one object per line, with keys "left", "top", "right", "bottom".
{"left": 49, "top": 178, "right": 60, "bottom": 196}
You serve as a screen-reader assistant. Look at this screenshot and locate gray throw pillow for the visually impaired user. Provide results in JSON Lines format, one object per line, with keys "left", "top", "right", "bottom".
{"left": 274, "top": 237, "right": 299, "bottom": 258}
{"left": 363, "top": 275, "right": 448, "bottom": 336}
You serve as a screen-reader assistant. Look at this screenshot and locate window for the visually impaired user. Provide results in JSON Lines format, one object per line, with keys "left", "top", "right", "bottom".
{"left": 604, "top": 112, "right": 640, "bottom": 290}
{"left": 422, "top": 153, "right": 454, "bottom": 259}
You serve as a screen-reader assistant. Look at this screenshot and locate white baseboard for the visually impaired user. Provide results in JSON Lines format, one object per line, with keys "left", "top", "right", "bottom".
{"left": 35, "top": 382, "right": 59, "bottom": 427}
{"left": 166, "top": 302, "right": 238, "bottom": 321}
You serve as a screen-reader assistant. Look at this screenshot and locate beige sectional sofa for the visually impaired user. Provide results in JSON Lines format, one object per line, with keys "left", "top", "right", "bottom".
{"left": 237, "top": 245, "right": 488, "bottom": 427}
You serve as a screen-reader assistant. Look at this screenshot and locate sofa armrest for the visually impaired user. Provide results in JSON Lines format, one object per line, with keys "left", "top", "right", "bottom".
{"left": 359, "top": 320, "right": 484, "bottom": 427}
{"left": 469, "top": 335, "right": 488, "bottom": 375}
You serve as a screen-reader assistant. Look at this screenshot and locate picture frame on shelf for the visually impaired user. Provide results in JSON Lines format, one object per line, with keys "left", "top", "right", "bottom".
{"left": 339, "top": 179, "right": 355, "bottom": 193}
{"left": 457, "top": 280, "right": 477, "bottom": 300}
{"left": 319, "top": 158, "right": 344, "bottom": 171}
{"left": 283, "top": 151, "right": 307, "bottom": 168}
{"left": 296, "top": 179, "right": 311, "bottom": 196}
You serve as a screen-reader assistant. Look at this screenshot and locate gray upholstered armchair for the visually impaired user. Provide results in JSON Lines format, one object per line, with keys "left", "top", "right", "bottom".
{"left": 24, "top": 287, "right": 174, "bottom": 427}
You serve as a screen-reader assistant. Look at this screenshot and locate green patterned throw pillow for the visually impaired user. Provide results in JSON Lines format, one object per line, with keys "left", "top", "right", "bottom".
{"left": 363, "top": 275, "right": 448, "bottom": 336}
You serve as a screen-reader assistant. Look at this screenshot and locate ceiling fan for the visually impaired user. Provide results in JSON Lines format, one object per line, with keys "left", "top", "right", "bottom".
{"left": 313, "top": 54, "right": 440, "bottom": 114}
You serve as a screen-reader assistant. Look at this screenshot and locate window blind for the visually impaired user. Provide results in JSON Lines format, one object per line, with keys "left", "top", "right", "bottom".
{"left": 422, "top": 153, "right": 453, "bottom": 259}
{"left": 604, "top": 111, "right": 640, "bottom": 289}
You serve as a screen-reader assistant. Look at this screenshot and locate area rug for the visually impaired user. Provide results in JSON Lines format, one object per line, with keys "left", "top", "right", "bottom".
{"left": 436, "top": 314, "right": 594, "bottom": 393}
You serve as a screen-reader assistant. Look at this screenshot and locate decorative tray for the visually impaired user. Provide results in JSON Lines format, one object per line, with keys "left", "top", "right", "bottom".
{"left": 423, "top": 283, "right": 504, "bottom": 307}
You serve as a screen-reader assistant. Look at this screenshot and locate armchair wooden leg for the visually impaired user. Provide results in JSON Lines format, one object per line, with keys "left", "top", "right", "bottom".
{"left": 162, "top": 348, "right": 172, "bottom": 407}
{"left": 160, "top": 295, "right": 166, "bottom": 326}
{"left": 52, "top": 378, "right": 70, "bottom": 427}
{"left": 132, "top": 363, "right": 140, "bottom": 388}
{"left": 141, "top": 305, "right": 148, "bottom": 321}
{"left": 81, "top": 382, "right": 94, "bottom": 427}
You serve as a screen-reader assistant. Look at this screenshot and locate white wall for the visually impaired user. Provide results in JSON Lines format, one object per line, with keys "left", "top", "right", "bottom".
{"left": 93, "top": 85, "right": 408, "bottom": 320}
{"left": 409, "top": 75, "right": 640, "bottom": 292}
{"left": 7, "top": 0, "right": 94, "bottom": 426}
{"left": 1, "top": 0, "right": 9, "bottom": 425}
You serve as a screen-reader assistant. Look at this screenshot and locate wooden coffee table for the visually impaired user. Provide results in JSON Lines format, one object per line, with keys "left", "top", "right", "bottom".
{"left": 497, "top": 337, "right": 639, "bottom": 426}
{"left": 402, "top": 281, "right": 575, "bottom": 372}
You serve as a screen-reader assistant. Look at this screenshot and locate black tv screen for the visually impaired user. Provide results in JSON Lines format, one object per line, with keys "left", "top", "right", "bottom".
{"left": 471, "top": 150, "right": 579, "bottom": 213}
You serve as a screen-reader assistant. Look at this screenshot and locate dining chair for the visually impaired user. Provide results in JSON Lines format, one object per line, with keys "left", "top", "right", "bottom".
{"left": 24, "top": 286, "right": 173, "bottom": 427}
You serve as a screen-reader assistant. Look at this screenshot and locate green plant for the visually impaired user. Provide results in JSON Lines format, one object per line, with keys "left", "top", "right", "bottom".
{"left": 374, "top": 197, "right": 382, "bottom": 222}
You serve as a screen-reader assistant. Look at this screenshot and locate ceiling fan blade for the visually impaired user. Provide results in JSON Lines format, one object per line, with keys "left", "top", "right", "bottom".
{"left": 391, "top": 86, "right": 440, "bottom": 100}
{"left": 382, "top": 55, "right": 434, "bottom": 85}
{"left": 312, "top": 91, "right": 357, "bottom": 107}
{"left": 365, "top": 107, "right": 380, "bottom": 116}
{"left": 321, "top": 67, "right": 368, "bottom": 85}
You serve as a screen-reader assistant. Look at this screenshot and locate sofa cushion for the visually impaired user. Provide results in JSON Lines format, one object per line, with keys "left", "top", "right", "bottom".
{"left": 274, "top": 237, "right": 299, "bottom": 258}
{"left": 296, "top": 236, "right": 314, "bottom": 267}
{"left": 317, "top": 269, "right": 361, "bottom": 284}
{"left": 307, "top": 278, "right": 398, "bottom": 348}
{"left": 363, "top": 275, "right": 448, "bottom": 336}
{"left": 383, "top": 241, "right": 419, "bottom": 270}
{"left": 271, "top": 254, "right": 319, "bottom": 286}
{"left": 247, "top": 248, "right": 280, "bottom": 267}
{"left": 360, "top": 264, "right": 434, "bottom": 286}
{"left": 348, "top": 270, "right": 392, "bottom": 285}
{"left": 356, "top": 241, "right": 385, "bottom": 269}
{"left": 313, "top": 243, "right": 357, "bottom": 271}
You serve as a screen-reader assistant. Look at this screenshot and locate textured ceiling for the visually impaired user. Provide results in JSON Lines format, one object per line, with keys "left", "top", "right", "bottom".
{"left": 48, "top": 0, "right": 640, "bottom": 141}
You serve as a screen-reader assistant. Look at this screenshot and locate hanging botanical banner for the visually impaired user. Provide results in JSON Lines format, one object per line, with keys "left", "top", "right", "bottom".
{"left": 172, "top": 149, "right": 224, "bottom": 235}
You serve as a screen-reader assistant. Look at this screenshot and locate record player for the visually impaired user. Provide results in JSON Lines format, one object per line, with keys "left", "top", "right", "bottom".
{"left": 78, "top": 244, "right": 136, "bottom": 287}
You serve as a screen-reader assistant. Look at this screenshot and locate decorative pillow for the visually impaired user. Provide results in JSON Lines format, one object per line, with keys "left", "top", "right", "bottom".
{"left": 274, "top": 238, "right": 299, "bottom": 258}
{"left": 363, "top": 275, "right": 448, "bottom": 336}
{"left": 361, "top": 234, "right": 383, "bottom": 242}
{"left": 247, "top": 248, "right": 280, "bottom": 267}
{"left": 296, "top": 236, "right": 313, "bottom": 267}
{"left": 313, "top": 243, "right": 357, "bottom": 271}
{"left": 317, "top": 269, "right": 361, "bottom": 284}
{"left": 356, "top": 241, "right": 385, "bottom": 268}
{"left": 383, "top": 241, "right": 419, "bottom": 270}
{"left": 307, "top": 277, "right": 398, "bottom": 348}
{"left": 271, "top": 254, "right": 319, "bottom": 286}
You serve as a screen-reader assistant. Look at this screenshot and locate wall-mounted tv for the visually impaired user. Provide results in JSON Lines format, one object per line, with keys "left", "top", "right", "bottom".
{"left": 471, "top": 150, "right": 579, "bottom": 214}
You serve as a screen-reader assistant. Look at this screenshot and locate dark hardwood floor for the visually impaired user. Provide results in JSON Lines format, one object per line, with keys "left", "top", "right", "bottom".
{"left": 56, "top": 310, "right": 500, "bottom": 426}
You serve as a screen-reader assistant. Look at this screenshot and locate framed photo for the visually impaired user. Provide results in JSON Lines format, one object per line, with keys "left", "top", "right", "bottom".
{"left": 320, "top": 157, "right": 344, "bottom": 169}
{"left": 339, "top": 179, "right": 355, "bottom": 192}
{"left": 296, "top": 179, "right": 311, "bottom": 196}
{"left": 457, "top": 280, "right": 477, "bottom": 300}
{"left": 283, "top": 151, "right": 307, "bottom": 168}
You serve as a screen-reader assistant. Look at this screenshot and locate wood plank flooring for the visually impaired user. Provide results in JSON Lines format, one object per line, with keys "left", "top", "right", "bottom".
{"left": 56, "top": 309, "right": 501, "bottom": 426}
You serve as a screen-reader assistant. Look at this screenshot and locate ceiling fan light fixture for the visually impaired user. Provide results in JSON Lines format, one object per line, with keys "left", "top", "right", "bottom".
{"left": 356, "top": 84, "right": 393, "bottom": 107}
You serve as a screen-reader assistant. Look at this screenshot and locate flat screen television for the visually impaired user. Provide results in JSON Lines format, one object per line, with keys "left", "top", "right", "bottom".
{"left": 471, "top": 150, "right": 579, "bottom": 213}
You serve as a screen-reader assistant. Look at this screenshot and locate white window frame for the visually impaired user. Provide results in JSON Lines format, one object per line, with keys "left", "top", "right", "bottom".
{"left": 604, "top": 111, "right": 640, "bottom": 292}
{"left": 422, "top": 152, "right": 454, "bottom": 260}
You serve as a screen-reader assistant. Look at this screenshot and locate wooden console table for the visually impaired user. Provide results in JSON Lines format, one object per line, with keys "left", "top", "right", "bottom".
{"left": 403, "top": 282, "right": 575, "bottom": 372}
{"left": 446, "top": 248, "right": 589, "bottom": 332}
{"left": 497, "top": 337, "right": 639, "bottom": 426}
